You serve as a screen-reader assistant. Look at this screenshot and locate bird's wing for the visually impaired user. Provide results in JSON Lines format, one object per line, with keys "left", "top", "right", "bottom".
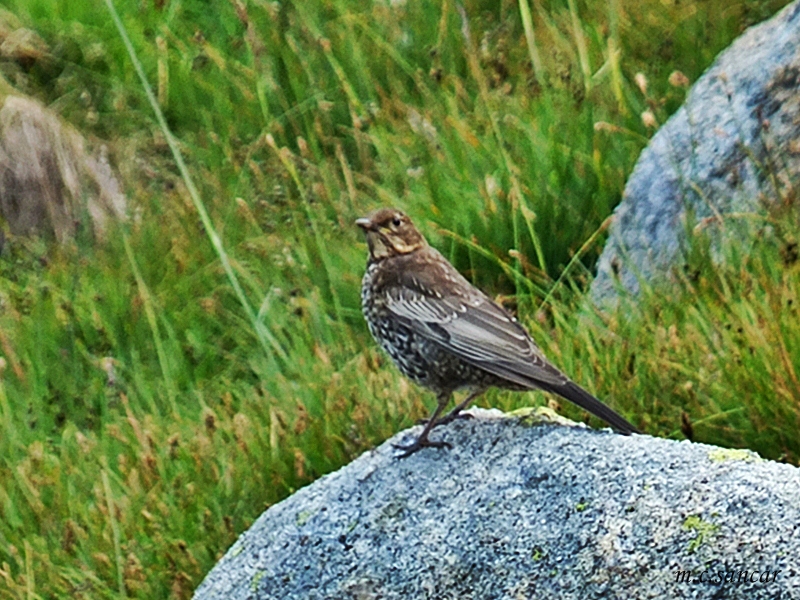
{"left": 382, "top": 255, "right": 567, "bottom": 388}
{"left": 378, "top": 250, "right": 640, "bottom": 435}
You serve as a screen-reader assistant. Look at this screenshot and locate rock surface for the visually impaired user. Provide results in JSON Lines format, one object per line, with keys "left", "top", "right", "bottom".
{"left": 591, "top": 0, "right": 800, "bottom": 305}
{"left": 0, "top": 76, "right": 126, "bottom": 242}
{"left": 193, "top": 408, "right": 800, "bottom": 600}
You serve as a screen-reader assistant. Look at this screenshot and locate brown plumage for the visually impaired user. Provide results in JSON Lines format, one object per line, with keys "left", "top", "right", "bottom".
{"left": 357, "top": 208, "right": 639, "bottom": 457}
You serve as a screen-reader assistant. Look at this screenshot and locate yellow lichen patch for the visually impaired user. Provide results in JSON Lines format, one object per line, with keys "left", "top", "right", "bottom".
{"left": 683, "top": 515, "right": 719, "bottom": 554}
{"left": 508, "top": 406, "right": 581, "bottom": 428}
{"left": 707, "top": 448, "right": 761, "bottom": 463}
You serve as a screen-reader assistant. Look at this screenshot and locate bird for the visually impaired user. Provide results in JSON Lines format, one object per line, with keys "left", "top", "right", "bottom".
{"left": 356, "top": 207, "right": 639, "bottom": 457}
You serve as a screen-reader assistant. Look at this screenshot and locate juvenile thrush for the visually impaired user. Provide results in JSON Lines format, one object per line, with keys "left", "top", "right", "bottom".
{"left": 357, "top": 208, "right": 639, "bottom": 457}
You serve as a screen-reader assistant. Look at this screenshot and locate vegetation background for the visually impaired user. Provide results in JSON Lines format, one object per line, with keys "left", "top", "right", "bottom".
{"left": 0, "top": 0, "right": 797, "bottom": 597}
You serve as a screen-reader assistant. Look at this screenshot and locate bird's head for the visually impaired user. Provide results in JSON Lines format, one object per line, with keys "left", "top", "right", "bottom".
{"left": 356, "top": 208, "right": 427, "bottom": 261}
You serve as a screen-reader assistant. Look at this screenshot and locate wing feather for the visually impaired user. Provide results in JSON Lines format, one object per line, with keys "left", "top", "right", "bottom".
{"left": 382, "top": 257, "right": 567, "bottom": 387}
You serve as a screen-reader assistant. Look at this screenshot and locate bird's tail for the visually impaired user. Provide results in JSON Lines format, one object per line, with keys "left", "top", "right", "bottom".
{"left": 539, "top": 380, "right": 640, "bottom": 435}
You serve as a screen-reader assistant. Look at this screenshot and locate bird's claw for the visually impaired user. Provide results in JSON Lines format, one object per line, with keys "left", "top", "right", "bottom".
{"left": 393, "top": 436, "right": 452, "bottom": 458}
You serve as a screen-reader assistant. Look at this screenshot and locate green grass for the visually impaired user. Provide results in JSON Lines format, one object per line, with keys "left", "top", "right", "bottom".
{"left": 0, "top": 0, "right": 795, "bottom": 597}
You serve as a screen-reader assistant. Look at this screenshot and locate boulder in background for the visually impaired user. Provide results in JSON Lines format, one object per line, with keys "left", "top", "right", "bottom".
{"left": 591, "top": 1, "right": 800, "bottom": 305}
{"left": 0, "top": 76, "right": 126, "bottom": 243}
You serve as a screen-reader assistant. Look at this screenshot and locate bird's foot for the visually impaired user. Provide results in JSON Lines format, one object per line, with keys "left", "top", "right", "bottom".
{"left": 393, "top": 436, "right": 452, "bottom": 458}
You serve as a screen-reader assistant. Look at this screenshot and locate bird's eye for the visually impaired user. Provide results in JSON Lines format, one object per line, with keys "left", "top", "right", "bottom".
{"left": 391, "top": 216, "right": 402, "bottom": 227}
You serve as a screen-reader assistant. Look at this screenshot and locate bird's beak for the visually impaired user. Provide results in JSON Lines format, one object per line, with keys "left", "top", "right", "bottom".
{"left": 355, "top": 217, "right": 373, "bottom": 231}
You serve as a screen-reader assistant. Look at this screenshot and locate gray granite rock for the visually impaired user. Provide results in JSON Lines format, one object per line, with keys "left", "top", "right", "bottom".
{"left": 591, "top": 0, "right": 800, "bottom": 305}
{"left": 193, "top": 408, "right": 800, "bottom": 599}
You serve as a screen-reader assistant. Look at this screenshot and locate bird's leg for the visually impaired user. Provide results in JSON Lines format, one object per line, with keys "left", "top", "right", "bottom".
{"left": 394, "top": 392, "right": 452, "bottom": 458}
{"left": 430, "top": 388, "right": 486, "bottom": 428}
